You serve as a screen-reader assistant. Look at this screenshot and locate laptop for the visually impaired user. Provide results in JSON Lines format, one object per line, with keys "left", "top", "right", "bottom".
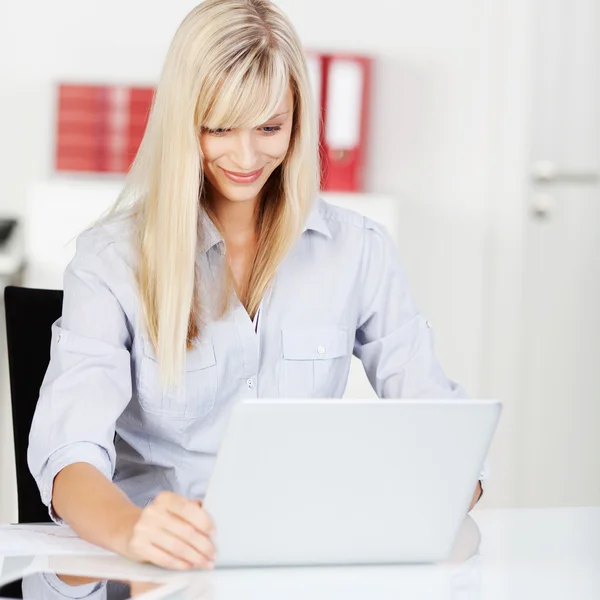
{"left": 203, "top": 398, "right": 501, "bottom": 567}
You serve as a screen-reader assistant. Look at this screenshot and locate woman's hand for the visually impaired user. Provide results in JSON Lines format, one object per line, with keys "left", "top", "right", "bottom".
{"left": 117, "top": 491, "right": 217, "bottom": 570}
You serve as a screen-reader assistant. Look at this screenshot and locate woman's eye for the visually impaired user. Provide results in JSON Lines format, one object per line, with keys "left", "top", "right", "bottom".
{"left": 261, "top": 125, "right": 282, "bottom": 134}
{"left": 205, "top": 127, "right": 230, "bottom": 136}
{"left": 202, "top": 125, "right": 281, "bottom": 136}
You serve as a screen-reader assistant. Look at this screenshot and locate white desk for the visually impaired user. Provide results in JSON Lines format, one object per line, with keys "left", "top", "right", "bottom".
{"left": 1, "top": 508, "right": 599, "bottom": 599}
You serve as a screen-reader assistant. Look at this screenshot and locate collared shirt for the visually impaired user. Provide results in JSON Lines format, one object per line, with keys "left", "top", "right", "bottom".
{"left": 28, "top": 198, "right": 479, "bottom": 518}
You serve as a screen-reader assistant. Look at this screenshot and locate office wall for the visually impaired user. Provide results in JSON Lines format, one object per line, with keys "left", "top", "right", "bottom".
{"left": 0, "top": 0, "right": 504, "bottom": 520}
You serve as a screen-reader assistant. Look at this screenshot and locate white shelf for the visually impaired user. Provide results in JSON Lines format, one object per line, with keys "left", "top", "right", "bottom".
{"left": 320, "top": 191, "right": 400, "bottom": 242}
{"left": 24, "top": 181, "right": 400, "bottom": 290}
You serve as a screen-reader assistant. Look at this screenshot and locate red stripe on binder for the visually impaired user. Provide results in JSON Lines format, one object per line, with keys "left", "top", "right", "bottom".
{"left": 320, "top": 55, "right": 372, "bottom": 192}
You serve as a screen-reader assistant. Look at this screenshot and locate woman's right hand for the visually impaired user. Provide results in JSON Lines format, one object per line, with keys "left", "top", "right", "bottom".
{"left": 118, "top": 491, "right": 217, "bottom": 570}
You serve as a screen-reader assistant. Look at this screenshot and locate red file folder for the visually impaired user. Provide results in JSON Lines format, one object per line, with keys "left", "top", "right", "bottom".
{"left": 55, "top": 84, "right": 154, "bottom": 174}
{"left": 127, "top": 87, "right": 155, "bottom": 166}
{"left": 55, "top": 85, "right": 107, "bottom": 172}
{"left": 320, "top": 54, "right": 372, "bottom": 192}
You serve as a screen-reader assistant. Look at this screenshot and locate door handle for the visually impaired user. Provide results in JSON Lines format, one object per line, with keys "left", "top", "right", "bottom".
{"left": 532, "top": 160, "right": 599, "bottom": 184}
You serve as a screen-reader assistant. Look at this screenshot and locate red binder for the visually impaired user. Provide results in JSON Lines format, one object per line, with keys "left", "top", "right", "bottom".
{"left": 55, "top": 84, "right": 155, "bottom": 174}
{"left": 103, "top": 86, "right": 130, "bottom": 173}
{"left": 127, "top": 87, "right": 155, "bottom": 166}
{"left": 320, "top": 54, "right": 372, "bottom": 192}
{"left": 55, "top": 85, "right": 107, "bottom": 172}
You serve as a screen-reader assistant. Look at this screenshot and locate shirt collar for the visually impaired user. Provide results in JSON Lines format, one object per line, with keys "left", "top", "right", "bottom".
{"left": 302, "top": 197, "right": 332, "bottom": 239}
{"left": 199, "top": 211, "right": 225, "bottom": 254}
{"left": 198, "top": 197, "right": 332, "bottom": 255}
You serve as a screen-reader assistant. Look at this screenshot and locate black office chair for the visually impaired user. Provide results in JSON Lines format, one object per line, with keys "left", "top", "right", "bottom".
{"left": 4, "top": 286, "right": 63, "bottom": 523}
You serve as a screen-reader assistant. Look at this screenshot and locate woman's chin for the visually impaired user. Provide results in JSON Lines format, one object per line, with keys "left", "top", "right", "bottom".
{"left": 218, "top": 182, "right": 264, "bottom": 204}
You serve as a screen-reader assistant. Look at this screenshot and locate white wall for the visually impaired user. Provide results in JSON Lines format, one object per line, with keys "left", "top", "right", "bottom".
{"left": 0, "top": 0, "right": 508, "bottom": 519}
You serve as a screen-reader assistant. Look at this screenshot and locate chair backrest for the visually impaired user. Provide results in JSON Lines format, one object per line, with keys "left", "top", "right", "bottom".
{"left": 4, "top": 286, "right": 63, "bottom": 523}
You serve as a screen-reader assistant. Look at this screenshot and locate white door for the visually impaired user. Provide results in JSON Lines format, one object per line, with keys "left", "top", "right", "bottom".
{"left": 519, "top": 0, "right": 600, "bottom": 505}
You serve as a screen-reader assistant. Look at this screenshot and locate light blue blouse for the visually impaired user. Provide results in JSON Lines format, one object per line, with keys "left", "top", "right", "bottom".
{"left": 28, "top": 198, "right": 477, "bottom": 518}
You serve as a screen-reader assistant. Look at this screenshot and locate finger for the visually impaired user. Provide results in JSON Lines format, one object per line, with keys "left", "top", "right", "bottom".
{"left": 156, "top": 511, "right": 216, "bottom": 562}
{"left": 161, "top": 493, "right": 216, "bottom": 536}
{"left": 152, "top": 527, "right": 213, "bottom": 568}
{"left": 143, "top": 544, "right": 194, "bottom": 570}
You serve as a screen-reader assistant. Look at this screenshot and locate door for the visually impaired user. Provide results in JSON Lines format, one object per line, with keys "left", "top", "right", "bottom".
{"left": 519, "top": 0, "right": 600, "bottom": 505}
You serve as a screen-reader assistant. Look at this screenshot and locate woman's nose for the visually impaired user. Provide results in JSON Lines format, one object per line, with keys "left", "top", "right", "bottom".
{"left": 229, "top": 131, "right": 259, "bottom": 171}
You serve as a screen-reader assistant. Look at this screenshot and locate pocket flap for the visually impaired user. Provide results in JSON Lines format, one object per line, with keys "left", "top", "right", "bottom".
{"left": 282, "top": 327, "right": 349, "bottom": 360}
{"left": 142, "top": 337, "right": 216, "bottom": 371}
{"left": 186, "top": 341, "right": 217, "bottom": 371}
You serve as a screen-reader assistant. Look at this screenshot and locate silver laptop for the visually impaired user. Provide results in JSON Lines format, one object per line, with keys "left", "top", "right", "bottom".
{"left": 203, "top": 398, "right": 501, "bottom": 567}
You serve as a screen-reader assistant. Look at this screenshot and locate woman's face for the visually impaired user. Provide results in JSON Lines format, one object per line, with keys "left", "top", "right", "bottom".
{"left": 200, "top": 88, "right": 294, "bottom": 206}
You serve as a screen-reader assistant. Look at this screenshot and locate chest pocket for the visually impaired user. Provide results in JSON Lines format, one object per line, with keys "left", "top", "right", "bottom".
{"left": 137, "top": 336, "right": 218, "bottom": 420}
{"left": 280, "top": 326, "right": 350, "bottom": 397}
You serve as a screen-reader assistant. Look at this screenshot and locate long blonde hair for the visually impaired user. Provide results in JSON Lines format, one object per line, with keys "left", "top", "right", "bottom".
{"left": 109, "top": 0, "right": 318, "bottom": 385}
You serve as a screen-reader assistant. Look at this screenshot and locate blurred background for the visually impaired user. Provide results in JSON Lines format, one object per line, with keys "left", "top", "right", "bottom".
{"left": 1, "top": 0, "right": 599, "bottom": 522}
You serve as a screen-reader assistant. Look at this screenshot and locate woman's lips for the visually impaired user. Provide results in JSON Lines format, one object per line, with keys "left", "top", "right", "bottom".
{"left": 220, "top": 167, "right": 264, "bottom": 184}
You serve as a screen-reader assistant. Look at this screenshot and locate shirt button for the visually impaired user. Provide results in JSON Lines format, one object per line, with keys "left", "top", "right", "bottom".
{"left": 317, "top": 345, "right": 326, "bottom": 355}
{"left": 56, "top": 334, "right": 61, "bottom": 343}
{"left": 246, "top": 378, "right": 254, "bottom": 389}
{"left": 426, "top": 320, "right": 432, "bottom": 329}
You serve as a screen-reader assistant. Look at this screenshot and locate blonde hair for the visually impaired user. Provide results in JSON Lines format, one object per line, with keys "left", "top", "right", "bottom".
{"left": 109, "top": 0, "right": 319, "bottom": 386}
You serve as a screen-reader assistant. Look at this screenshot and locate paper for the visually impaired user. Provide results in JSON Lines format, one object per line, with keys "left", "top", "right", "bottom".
{"left": 0, "top": 525, "right": 114, "bottom": 557}
{"left": 325, "top": 59, "right": 364, "bottom": 148}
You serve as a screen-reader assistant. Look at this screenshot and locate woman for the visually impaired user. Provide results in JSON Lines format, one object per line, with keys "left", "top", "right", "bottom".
{"left": 28, "top": 0, "right": 483, "bottom": 571}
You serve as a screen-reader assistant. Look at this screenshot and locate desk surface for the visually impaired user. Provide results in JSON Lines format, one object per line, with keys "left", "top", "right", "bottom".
{"left": 1, "top": 507, "right": 599, "bottom": 600}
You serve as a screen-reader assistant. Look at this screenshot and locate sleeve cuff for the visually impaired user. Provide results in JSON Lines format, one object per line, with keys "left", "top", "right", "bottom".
{"left": 478, "top": 457, "right": 490, "bottom": 498}
{"left": 39, "top": 442, "right": 114, "bottom": 524}
{"left": 479, "top": 457, "right": 490, "bottom": 488}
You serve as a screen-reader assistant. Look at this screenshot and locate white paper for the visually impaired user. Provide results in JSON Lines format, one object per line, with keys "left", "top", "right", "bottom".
{"left": 0, "top": 525, "right": 114, "bottom": 557}
{"left": 325, "top": 59, "right": 364, "bottom": 149}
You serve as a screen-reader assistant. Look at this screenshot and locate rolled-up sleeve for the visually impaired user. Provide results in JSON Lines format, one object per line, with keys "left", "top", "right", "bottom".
{"left": 27, "top": 234, "right": 133, "bottom": 521}
{"left": 354, "top": 218, "right": 489, "bottom": 486}
{"left": 354, "top": 218, "right": 465, "bottom": 399}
